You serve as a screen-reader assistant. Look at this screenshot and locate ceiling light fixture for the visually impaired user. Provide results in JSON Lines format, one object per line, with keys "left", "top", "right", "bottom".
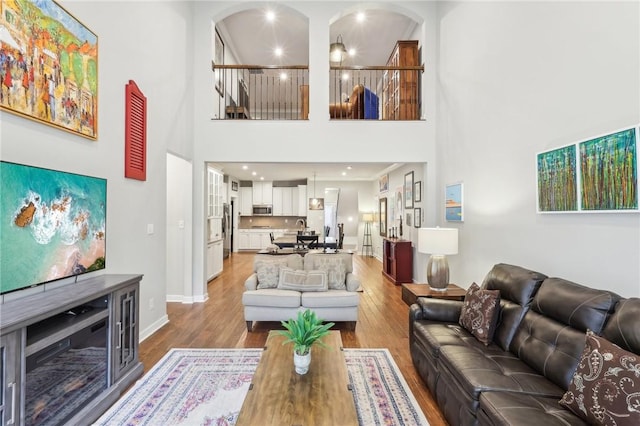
{"left": 330, "top": 34, "right": 347, "bottom": 66}
{"left": 266, "top": 10, "right": 275, "bottom": 22}
{"left": 275, "top": 47, "right": 283, "bottom": 57}
{"left": 356, "top": 12, "right": 365, "bottom": 22}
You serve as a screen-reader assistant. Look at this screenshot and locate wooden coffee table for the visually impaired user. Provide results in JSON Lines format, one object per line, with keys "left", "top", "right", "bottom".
{"left": 236, "top": 330, "right": 358, "bottom": 426}
{"left": 401, "top": 283, "right": 466, "bottom": 306}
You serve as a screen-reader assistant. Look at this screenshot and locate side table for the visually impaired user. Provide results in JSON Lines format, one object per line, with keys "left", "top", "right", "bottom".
{"left": 401, "top": 283, "right": 466, "bottom": 306}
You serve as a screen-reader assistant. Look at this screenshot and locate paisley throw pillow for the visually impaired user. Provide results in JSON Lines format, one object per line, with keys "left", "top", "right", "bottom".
{"left": 458, "top": 282, "right": 500, "bottom": 345}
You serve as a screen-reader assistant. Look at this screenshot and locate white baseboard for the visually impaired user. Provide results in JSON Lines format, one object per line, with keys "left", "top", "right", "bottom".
{"left": 166, "top": 294, "right": 209, "bottom": 304}
{"left": 139, "top": 314, "right": 169, "bottom": 342}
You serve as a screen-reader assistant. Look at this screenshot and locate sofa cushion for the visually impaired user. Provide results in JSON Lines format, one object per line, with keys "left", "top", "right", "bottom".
{"left": 602, "top": 298, "right": 640, "bottom": 354}
{"left": 459, "top": 282, "right": 500, "bottom": 345}
{"left": 242, "top": 289, "right": 301, "bottom": 308}
{"left": 559, "top": 331, "right": 640, "bottom": 426}
{"left": 482, "top": 263, "right": 547, "bottom": 351}
{"left": 301, "top": 290, "right": 359, "bottom": 308}
{"left": 255, "top": 259, "right": 288, "bottom": 289}
{"left": 277, "top": 267, "right": 328, "bottom": 292}
{"left": 479, "top": 392, "right": 587, "bottom": 426}
{"left": 305, "top": 254, "right": 349, "bottom": 290}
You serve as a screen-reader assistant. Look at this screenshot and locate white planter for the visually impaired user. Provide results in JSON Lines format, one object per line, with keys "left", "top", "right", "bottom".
{"left": 293, "top": 350, "right": 311, "bottom": 375}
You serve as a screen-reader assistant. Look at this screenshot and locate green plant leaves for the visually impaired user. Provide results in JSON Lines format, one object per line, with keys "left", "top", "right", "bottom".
{"left": 277, "top": 309, "right": 335, "bottom": 355}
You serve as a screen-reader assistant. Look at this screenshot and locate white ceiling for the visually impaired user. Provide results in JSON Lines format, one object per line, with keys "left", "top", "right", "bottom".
{"left": 218, "top": 6, "right": 418, "bottom": 67}
{"left": 208, "top": 162, "right": 406, "bottom": 182}
{"left": 213, "top": 7, "right": 420, "bottom": 183}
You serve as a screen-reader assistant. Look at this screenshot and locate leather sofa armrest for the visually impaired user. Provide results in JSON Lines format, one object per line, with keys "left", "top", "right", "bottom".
{"left": 245, "top": 273, "right": 258, "bottom": 291}
{"left": 417, "top": 298, "right": 463, "bottom": 323}
{"left": 346, "top": 273, "right": 360, "bottom": 292}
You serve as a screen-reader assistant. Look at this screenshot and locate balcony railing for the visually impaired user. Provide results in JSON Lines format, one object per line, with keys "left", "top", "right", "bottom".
{"left": 211, "top": 63, "right": 423, "bottom": 121}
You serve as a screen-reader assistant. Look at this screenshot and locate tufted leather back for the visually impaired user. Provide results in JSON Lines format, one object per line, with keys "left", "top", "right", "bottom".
{"left": 481, "top": 264, "right": 547, "bottom": 350}
{"left": 510, "top": 278, "right": 621, "bottom": 389}
{"left": 602, "top": 298, "right": 640, "bottom": 354}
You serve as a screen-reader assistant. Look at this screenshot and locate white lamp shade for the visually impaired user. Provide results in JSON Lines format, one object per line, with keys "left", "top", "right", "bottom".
{"left": 362, "top": 213, "right": 374, "bottom": 222}
{"left": 418, "top": 228, "right": 458, "bottom": 255}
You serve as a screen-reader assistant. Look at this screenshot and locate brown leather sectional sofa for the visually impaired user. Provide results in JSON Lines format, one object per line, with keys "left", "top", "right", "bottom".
{"left": 409, "top": 263, "right": 640, "bottom": 425}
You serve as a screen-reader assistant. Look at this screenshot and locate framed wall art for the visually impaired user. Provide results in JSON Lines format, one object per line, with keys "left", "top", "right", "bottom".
{"left": 414, "top": 208, "right": 421, "bottom": 227}
{"left": 579, "top": 127, "right": 637, "bottom": 211}
{"left": 231, "top": 181, "right": 239, "bottom": 191}
{"left": 379, "top": 174, "right": 389, "bottom": 193}
{"left": 414, "top": 181, "right": 422, "bottom": 202}
{"left": 536, "top": 144, "right": 578, "bottom": 212}
{"left": 214, "top": 28, "right": 225, "bottom": 97}
{"left": 379, "top": 197, "right": 387, "bottom": 237}
{"left": 445, "top": 182, "right": 464, "bottom": 222}
{"left": 0, "top": 0, "right": 98, "bottom": 139}
{"left": 404, "top": 171, "right": 414, "bottom": 209}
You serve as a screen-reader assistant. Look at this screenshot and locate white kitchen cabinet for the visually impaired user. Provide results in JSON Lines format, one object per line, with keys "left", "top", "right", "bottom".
{"left": 272, "top": 187, "right": 295, "bottom": 216}
{"left": 207, "top": 167, "right": 223, "bottom": 218}
{"left": 282, "top": 187, "right": 293, "bottom": 215}
{"left": 238, "top": 231, "right": 251, "bottom": 249}
{"left": 239, "top": 187, "right": 252, "bottom": 216}
{"left": 252, "top": 181, "right": 273, "bottom": 205}
{"left": 272, "top": 187, "right": 284, "bottom": 216}
{"left": 297, "top": 185, "right": 307, "bottom": 216}
{"left": 249, "top": 233, "right": 262, "bottom": 250}
{"left": 207, "top": 240, "right": 223, "bottom": 280}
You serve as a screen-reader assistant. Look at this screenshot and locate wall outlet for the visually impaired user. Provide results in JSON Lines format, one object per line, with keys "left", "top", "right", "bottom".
{"left": 147, "top": 224, "right": 154, "bottom": 234}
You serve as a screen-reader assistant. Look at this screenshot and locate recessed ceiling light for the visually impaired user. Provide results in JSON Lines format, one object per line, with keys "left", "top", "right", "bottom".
{"left": 348, "top": 48, "right": 356, "bottom": 57}
{"left": 242, "top": 165, "right": 248, "bottom": 170}
{"left": 252, "top": 171, "right": 257, "bottom": 176}
{"left": 342, "top": 172, "right": 347, "bottom": 176}
{"left": 260, "top": 176, "right": 264, "bottom": 181}
{"left": 275, "top": 47, "right": 283, "bottom": 56}
{"left": 347, "top": 166, "right": 352, "bottom": 170}
{"left": 266, "top": 10, "right": 275, "bottom": 22}
{"left": 356, "top": 12, "right": 365, "bottom": 23}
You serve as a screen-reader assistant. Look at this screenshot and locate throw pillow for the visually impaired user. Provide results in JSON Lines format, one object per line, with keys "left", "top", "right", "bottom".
{"left": 559, "top": 330, "right": 640, "bottom": 426}
{"left": 315, "top": 257, "right": 347, "bottom": 290}
{"left": 255, "top": 258, "right": 288, "bottom": 289}
{"left": 277, "top": 267, "right": 328, "bottom": 292}
{"left": 458, "top": 282, "right": 500, "bottom": 345}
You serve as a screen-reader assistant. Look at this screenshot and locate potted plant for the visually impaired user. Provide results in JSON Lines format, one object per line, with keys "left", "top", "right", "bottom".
{"left": 277, "top": 309, "right": 335, "bottom": 375}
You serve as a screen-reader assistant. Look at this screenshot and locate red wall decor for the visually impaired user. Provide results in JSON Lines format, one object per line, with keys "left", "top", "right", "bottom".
{"left": 125, "top": 80, "right": 147, "bottom": 180}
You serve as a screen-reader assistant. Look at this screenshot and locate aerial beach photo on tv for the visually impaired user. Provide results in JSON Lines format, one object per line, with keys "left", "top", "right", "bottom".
{"left": 0, "top": 161, "right": 106, "bottom": 294}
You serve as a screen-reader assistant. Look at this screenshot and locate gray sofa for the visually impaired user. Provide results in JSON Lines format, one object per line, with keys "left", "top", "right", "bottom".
{"left": 243, "top": 252, "right": 360, "bottom": 331}
{"left": 410, "top": 263, "right": 640, "bottom": 425}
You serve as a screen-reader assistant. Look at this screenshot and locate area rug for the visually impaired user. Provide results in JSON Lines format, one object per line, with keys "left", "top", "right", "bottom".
{"left": 95, "top": 348, "right": 429, "bottom": 426}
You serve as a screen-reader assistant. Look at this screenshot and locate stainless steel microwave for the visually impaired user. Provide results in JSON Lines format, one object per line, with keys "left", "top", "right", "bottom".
{"left": 252, "top": 205, "right": 272, "bottom": 216}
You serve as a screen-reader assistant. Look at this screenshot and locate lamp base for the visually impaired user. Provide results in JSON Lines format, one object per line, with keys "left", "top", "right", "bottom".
{"left": 426, "top": 255, "right": 449, "bottom": 291}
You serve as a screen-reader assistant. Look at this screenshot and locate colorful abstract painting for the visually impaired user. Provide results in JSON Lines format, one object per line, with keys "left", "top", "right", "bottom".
{"left": 0, "top": 0, "right": 98, "bottom": 139}
{"left": 579, "top": 127, "right": 638, "bottom": 211}
{"left": 537, "top": 145, "right": 578, "bottom": 212}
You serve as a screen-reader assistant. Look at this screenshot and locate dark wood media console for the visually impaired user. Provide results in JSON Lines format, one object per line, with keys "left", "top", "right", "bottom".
{"left": 0, "top": 274, "right": 143, "bottom": 426}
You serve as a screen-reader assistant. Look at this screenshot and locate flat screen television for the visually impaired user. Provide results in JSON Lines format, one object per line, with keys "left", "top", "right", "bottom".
{"left": 0, "top": 161, "right": 107, "bottom": 295}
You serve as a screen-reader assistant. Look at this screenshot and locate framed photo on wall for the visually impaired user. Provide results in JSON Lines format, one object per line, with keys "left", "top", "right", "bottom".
{"left": 214, "top": 28, "right": 225, "bottom": 97}
{"left": 414, "top": 181, "right": 422, "bottom": 202}
{"left": 445, "top": 182, "right": 464, "bottom": 222}
{"left": 379, "top": 174, "right": 389, "bottom": 193}
{"left": 414, "top": 208, "right": 421, "bottom": 227}
{"left": 404, "top": 171, "right": 414, "bottom": 209}
{"left": 379, "top": 197, "right": 387, "bottom": 237}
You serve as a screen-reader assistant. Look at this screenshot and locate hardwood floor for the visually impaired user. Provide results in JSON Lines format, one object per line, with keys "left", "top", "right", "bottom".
{"left": 139, "top": 252, "right": 448, "bottom": 426}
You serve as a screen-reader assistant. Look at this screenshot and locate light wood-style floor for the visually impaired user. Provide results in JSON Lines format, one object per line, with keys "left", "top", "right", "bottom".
{"left": 139, "top": 252, "right": 448, "bottom": 426}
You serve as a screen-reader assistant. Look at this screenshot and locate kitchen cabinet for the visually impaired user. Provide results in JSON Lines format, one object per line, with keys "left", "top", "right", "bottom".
{"left": 239, "top": 187, "right": 252, "bottom": 216}
{"left": 208, "top": 167, "right": 224, "bottom": 218}
{"left": 238, "top": 231, "right": 251, "bottom": 249}
{"left": 207, "top": 240, "right": 223, "bottom": 280}
{"left": 273, "top": 187, "right": 294, "bottom": 216}
{"left": 382, "top": 238, "right": 413, "bottom": 284}
{"left": 252, "top": 181, "right": 273, "bottom": 205}
{"left": 297, "top": 185, "right": 307, "bottom": 216}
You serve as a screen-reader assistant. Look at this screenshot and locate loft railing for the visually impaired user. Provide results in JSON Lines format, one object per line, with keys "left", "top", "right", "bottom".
{"left": 211, "top": 63, "right": 423, "bottom": 121}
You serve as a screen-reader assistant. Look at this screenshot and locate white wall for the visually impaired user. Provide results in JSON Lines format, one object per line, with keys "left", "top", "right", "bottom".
{"left": 436, "top": 1, "right": 640, "bottom": 297}
{"left": 190, "top": 1, "right": 438, "bottom": 298}
{"left": 0, "top": 1, "right": 194, "bottom": 337}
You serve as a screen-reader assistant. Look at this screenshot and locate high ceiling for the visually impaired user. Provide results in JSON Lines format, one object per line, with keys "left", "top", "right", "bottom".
{"left": 208, "top": 162, "right": 406, "bottom": 182}
{"left": 217, "top": 6, "right": 419, "bottom": 67}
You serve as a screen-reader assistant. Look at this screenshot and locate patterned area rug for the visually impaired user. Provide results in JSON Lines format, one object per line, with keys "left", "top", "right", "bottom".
{"left": 95, "top": 348, "right": 428, "bottom": 426}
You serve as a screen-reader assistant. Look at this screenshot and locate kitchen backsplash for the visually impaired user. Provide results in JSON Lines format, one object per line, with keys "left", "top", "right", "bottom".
{"left": 239, "top": 216, "right": 306, "bottom": 229}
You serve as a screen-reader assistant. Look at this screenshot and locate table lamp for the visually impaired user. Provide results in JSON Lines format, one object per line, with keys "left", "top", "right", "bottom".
{"left": 418, "top": 227, "right": 459, "bottom": 291}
